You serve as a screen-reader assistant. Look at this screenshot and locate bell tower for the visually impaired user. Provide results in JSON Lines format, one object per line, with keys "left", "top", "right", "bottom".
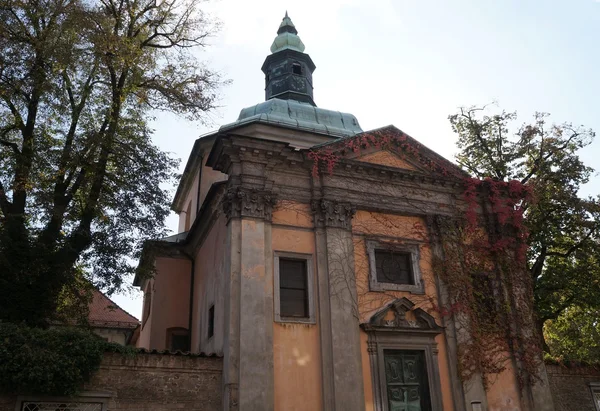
{"left": 261, "top": 12, "right": 316, "bottom": 106}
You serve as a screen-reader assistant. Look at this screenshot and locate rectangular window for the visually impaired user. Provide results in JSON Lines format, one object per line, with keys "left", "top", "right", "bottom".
{"left": 279, "top": 258, "right": 308, "bottom": 318}
{"left": 166, "top": 327, "right": 189, "bottom": 352}
{"left": 208, "top": 305, "right": 215, "bottom": 339}
{"left": 367, "top": 240, "right": 423, "bottom": 293}
{"left": 375, "top": 250, "right": 414, "bottom": 285}
{"left": 383, "top": 350, "right": 432, "bottom": 411}
{"left": 274, "top": 252, "right": 315, "bottom": 324}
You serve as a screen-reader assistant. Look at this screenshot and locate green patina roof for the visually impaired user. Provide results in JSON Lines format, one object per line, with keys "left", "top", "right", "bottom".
{"left": 219, "top": 13, "right": 363, "bottom": 139}
{"left": 220, "top": 98, "right": 363, "bottom": 138}
{"left": 270, "top": 12, "right": 305, "bottom": 53}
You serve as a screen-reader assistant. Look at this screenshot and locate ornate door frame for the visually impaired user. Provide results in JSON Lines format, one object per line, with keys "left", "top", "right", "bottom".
{"left": 361, "top": 297, "right": 444, "bottom": 411}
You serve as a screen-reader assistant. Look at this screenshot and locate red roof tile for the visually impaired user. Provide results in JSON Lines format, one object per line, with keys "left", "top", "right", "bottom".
{"left": 88, "top": 289, "right": 139, "bottom": 329}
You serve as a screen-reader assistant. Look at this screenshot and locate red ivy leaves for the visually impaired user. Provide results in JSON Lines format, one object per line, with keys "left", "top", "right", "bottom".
{"left": 307, "top": 130, "right": 454, "bottom": 178}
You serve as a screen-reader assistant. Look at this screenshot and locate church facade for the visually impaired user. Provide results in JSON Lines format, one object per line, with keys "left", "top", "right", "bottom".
{"left": 134, "top": 14, "right": 555, "bottom": 411}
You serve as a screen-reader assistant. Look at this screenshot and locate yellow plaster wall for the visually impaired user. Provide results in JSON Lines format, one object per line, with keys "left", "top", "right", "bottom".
{"left": 352, "top": 210, "right": 454, "bottom": 411}
{"left": 356, "top": 150, "right": 419, "bottom": 171}
{"left": 199, "top": 155, "right": 227, "bottom": 209}
{"left": 178, "top": 172, "right": 199, "bottom": 233}
{"left": 486, "top": 362, "right": 524, "bottom": 411}
{"left": 271, "top": 207, "right": 322, "bottom": 411}
{"left": 192, "top": 214, "right": 228, "bottom": 354}
{"left": 272, "top": 201, "right": 313, "bottom": 228}
{"left": 137, "top": 279, "right": 153, "bottom": 349}
{"left": 177, "top": 151, "right": 227, "bottom": 234}
{"left": 148, "top": 257, "right": 191, "bottom": 350}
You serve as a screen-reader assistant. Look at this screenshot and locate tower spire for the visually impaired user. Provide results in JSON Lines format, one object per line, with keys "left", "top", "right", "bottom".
{"left": 262, "top": 13, "right": 316, "bottom": 105}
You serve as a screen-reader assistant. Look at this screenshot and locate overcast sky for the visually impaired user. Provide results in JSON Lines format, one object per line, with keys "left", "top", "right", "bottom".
{"left": 112, "top": 0, "right": 600, "bottom": 318}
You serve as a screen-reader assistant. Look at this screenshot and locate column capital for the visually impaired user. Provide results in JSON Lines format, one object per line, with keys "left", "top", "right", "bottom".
{"left": 311, "top": 199, "right": 356, "bottom": 230}
{"left": 223, "top": 187, "right": 277, "bottom": 221}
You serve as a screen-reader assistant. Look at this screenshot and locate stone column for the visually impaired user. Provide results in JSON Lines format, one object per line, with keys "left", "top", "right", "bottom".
{"left": 313, "top": 199, "right": 366, "bottom": 411}
{"left": 222, "top": 187, "right": 277, "bottom": 411}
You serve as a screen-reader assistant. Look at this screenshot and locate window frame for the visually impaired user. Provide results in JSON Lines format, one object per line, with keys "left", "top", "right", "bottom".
{"left": 366, "top": 240, "right": 424, "bottom": 294}
{"left": 16, "top": 392, "right": 110, "bottom": 411}
{"left": 207, "top": 304, "right": 215, "bottom": 339}
{"left": 589, "top": 382, "right": 600, "bottom": 411}
{"left": 165, "top": 327, "right": 189, "bottom": 352}
{"left": 273, "top": 251, "right": 315, "bottom": 324}
{"left": 291, "top": 62, "right": 303, "bottom": 75}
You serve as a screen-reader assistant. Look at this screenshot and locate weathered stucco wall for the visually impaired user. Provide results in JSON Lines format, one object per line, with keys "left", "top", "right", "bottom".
{"left": 142, "top": 257, "right": 191, "bottom": 350}
{"left": 93, "top": 328, "right": 129, "bottom": 345}
{"left": 178, "top": 171, "right": 200, "bottom": 233}
{"left": 352, "top": 211, "right": 455, "bottom": 411}
{"left": 546, "top": 363, "right": 600, "bottom": 411}
{"left": 177, "top": 154, "right": 227, "bottom": 235}
{"left": 485, "top": 362, "right": 524, "bottom": 411}
{"left": 0, "top": 352, "right": 222, "bottom": 411}
{"left": 199, "top": 155, "right": 227, "bottom": 211}
{"left": 192, "top": 213, "right": 228, "bottom": 354}
{"left": 272, "top": 204, "right": 322, "bottom": 411}
{"left": 137, "top": 279, "right": 153, "bottom": 349}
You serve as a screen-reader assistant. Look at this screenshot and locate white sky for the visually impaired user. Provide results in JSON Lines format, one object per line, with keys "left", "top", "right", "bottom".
{"left": 112, "top": 0, "right": 600, "bottom": 319}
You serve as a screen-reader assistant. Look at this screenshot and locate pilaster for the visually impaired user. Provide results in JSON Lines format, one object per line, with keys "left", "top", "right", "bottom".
{"left": 222, "top": 185, "right": 276, "bottom": 411}
{"left": 426, "top": 215, "right": 470, "bottom": 411}
{"left": 313, "top": 198, "right": 365, "bottom": 411}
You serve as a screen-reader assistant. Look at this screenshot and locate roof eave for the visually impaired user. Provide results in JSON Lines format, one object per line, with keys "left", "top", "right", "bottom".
{"left": 171, "top": 132, "right": 219, "bottom": 213}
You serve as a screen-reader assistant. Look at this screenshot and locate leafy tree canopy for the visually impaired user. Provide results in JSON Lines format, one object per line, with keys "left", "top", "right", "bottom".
{"left": 449, "top": 105, "right": 600, "bottom": 353}
{"left": 544, "top": 306, "right": 600, "bottom": 362}
{"left": 0, "top": 0, "right": 223, "bottom": 326}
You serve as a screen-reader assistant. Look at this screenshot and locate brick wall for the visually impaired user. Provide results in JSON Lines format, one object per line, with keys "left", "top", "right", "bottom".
{"left": 546, "top": 363, "right": 600, "bottom": 411}
{"left": 0, "top": 351, "right": 223, "bottom": 411}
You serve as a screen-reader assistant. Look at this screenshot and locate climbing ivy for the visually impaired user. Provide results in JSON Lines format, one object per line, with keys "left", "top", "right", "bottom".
{"left": 0, "top": 323, "right": 135, "bottom": 396}
{"left": 308, "top": 129, "right": 541, "bottom": 389}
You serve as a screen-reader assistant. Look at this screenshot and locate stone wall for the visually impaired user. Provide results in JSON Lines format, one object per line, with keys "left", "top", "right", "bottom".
{"left": 546, "top": 363, "right": 600, "bottom": 411}
{"left": 0, "top": 351, "right": 222, "bottom": 411}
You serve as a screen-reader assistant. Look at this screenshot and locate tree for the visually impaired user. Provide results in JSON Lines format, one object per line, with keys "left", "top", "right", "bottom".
{"left": 0, "top": 0, "right": 223, "bottom": 326}
{"left": 544, "top": 306, "right": 600, "bottom": 362}
{"left": 449, "top": 106, "right": 600, "bottom": 351}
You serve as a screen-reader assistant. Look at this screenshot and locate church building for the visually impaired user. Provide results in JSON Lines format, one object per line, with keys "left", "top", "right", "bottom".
{"left": 134, "top": 13, "right": 555, "bottom": 411}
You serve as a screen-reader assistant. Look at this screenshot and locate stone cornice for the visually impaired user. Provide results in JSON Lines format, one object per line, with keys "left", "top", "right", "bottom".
{"left": 324, "top": 158, "right": 464, "bottom": 189}
{"left": 207, "top": 133, "right": 303, "bottom": 174}
{"left": 311, "top": 198, "right": 356, "bottom": 230}
{"left": 223, "top": 187, "right": 278, "bottom": 222}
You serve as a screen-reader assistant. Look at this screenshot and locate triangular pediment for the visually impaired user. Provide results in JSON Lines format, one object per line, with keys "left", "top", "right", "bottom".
{"left": 354, "top": 150, "right": 421, "bottom": 171}
{"left": 361, "top": 297, "right": 442, "bottom": 334}
{"left": 311, "top": 125, "right": 468, "bottom": 180}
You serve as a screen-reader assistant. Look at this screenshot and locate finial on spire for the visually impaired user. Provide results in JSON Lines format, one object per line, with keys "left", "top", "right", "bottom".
{"left": 278, "top": 12, "right": 297, "bottom": 35}
{"left": 270, "top": 12, "right": 304, "bottom": 53}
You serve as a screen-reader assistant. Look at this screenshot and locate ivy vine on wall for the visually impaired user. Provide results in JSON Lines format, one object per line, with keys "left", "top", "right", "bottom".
{"left": 0, "top": 323, "right": 135, "bottom": 396}
{"left": 308, "top": 129, "right": 542, "bottom": 389}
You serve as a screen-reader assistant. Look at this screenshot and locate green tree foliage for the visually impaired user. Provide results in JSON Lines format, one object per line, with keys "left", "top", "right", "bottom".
{"left": 544, "top": 306, "right": 600, "bottom": 362}
{"left": 0, "top": 0, "right": 223, "bottom": 326}
{"left": 449, "top": 106, "right": 600, "bottom": 352}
